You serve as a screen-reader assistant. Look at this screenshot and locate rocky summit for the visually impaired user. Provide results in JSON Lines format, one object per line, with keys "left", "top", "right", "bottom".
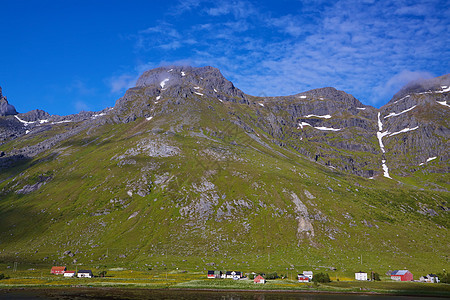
{"left": 0, "top": 66, "right": 448, "bottom": 274}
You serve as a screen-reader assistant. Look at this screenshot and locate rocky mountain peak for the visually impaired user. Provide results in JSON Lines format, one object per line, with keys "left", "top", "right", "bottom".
{"left": 296, "top": 87, "right": 364, "bottom": 107}
{"left": 0, "top": 86, "right": 18, "bottom": 116}
{"left": 135, "top": 65, "right": 246, "bottom": 100}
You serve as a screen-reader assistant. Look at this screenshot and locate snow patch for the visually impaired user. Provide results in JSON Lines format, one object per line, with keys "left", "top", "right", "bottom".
{"left": 377, "top": 112, "right": 383, "bottom": 131}
{"left": 39, "top": 119, "right": 49, "bottom": 124}
{"left": 376, "top": 131, "right": 389, "bottom": 153}
{"left": 218, "top": 99, "right": 223, "bottom": 102}
{"left": 389, "top": 126, "right": 419, "bottom": 137}
{"left": 356, "top": 107, "right": 366, "bottom": 110}
{"left": 419, "top": 157, "right": 437, "bottom": 166}
{"left": 382, "top": 160, "right": 391, "bottom": 179}
{"left": 258, "top": 103, "right": 264, "bottom": 107}
{"left": 437, "top": 100, "right": 450, "bottom": 107}
{"left": 181, "top": 71, "right": 185, "bottom": 76}
{"left": 156, "top": 96, "right": 161, "bottom": 101}
{"left": 299, "top": 95, "right": 307, "bottom": 99}
{"left": 160, "top": 78, "right": 169, "bottom": 88}
{"left": 436, "top": 86, "right": 450, "bottom": 93}
{"left": 52, "top": 120, "right": 72, "bottom": 124}
{"left": 194, "top": 86, "right": 200, "bottom": 89}
{"left": 25, "top": 130, "right": 30, "bottom": 134}
{"left": 297, "top": 122, "right": 311, "bottom": 129}
{"left": 314, "top": 126, "right": 341, "bottom": 131}
{"left": 394, "top": 94, "right": 410, "bottom": 104}
{"left": 376, "top": 113, "right": 389, "bottom": 153}
{"left": 297, "top": 122, "right": 340, "bottom": 131}
{"left": 194, "top": 92, "right": 204, "bottom": 96}
{"left": 384, "top": 105, "right": 417, "bottom": 118}
{"left": 14, "top": 115, "right": 34, "bottom": 126}
{"left": 168, "top": 69, "right": 173, "bottom": 72}
{"left": 92, "top": 113, "right": 106, "bottom": 119}
{"left": 146, "top": 116, "right": 153, "bottom": 121}
{"left": 304, "top": 114, "right": 331, "bottom": 119}
{"left": 214, "top": 88, "right": 218, "bottom": 93}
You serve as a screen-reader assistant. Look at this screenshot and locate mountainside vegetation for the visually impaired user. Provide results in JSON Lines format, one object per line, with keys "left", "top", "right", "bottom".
{"left": 0, "top": 66, "right": 448, "bottom": 278}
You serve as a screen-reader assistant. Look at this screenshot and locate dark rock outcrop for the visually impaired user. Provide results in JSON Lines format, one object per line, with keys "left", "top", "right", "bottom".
{"left": 0, "top": 86, "right": 18, "bottom": 116}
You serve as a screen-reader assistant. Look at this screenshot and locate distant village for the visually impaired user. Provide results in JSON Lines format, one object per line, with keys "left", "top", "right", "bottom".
{"left": 51, "top": 266, "right": 440, "bottom": 283}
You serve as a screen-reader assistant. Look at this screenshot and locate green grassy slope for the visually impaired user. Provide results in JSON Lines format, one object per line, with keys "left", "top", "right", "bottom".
{"left": 0, "top": 91, "right": 448, "bottom": 279}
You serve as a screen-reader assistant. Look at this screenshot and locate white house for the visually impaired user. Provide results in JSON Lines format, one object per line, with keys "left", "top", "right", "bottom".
{"left": 63, "top": 271, "right": 76, "bottom": 277}
{"left": 303, "top": 271, "right": 313, "bottom": 280}
{"left": 226, "top": 271, "right": 242, "bottom": 279}
{"left": 77, "top": 270, "right": 93, "bottom": 278}
{"left": 419, "top": 274, "right": 440, "bottom": 283}
{"left": 355, "top": 272, "right": 368, "bottom": 281}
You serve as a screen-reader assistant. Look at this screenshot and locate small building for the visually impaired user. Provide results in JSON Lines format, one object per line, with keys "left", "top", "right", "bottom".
{"left": 254, "top": 275, "right": 265, "bottom": 284}
{"left": 391, "top": 270, "right": 413, "bottom": 281}
{"left": 226, "top": 271, "right": 242, "bottom": 279}
{"left": 207, "top": 270, "right": 222, "bottom": 279}
{"left": 419, "top": 274, "right": 440, "bottom": 283}
{"left": 63, "top": 271, "right": 76, "bottom": 277}
{"left": 77, "top": 270, "right": 93, "bottom": 278}
{"left": 51, "top": 266, "right": 66, "bottom": 275}
{"left": 355, "top": 271, "right": 368, "bottom": 281}
{"left": 298, "top": 274, "right": 310, "bottom": 282}
{"left": 303, "top": 271, "right": 313, "bottom": 280}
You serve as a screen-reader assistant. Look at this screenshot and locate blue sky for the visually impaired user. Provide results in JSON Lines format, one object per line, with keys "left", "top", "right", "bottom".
{"left": 0, "top": 0, "right": 448, "bottom": 115}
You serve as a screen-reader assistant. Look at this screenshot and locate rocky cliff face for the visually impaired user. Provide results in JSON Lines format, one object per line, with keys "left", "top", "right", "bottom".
{"left": 0, "top": 86, "right": 18, "bottom": 116}
{"left": 379, "top": 82, "right": 449, "bottom": 177}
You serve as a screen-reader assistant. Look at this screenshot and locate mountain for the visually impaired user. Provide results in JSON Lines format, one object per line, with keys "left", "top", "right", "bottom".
{"left": 0, "top": 67, "right": 448, "bottom": 275}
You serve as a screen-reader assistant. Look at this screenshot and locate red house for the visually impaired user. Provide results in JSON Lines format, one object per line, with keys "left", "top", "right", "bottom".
{"left": 51, "top": 266, "right": 66, "bottom": 275}
{"left": 298, "top": 274, "right": 310, "bottom": 282}
{"left": 391, "top": 270, "right": 413, "bottom": 281}
{"left": 254, "top": 275, "right": 265, "bottom": 284}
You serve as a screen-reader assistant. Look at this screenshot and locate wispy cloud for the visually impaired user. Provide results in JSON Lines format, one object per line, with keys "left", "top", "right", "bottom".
{"left": 66, "top": 79, "right": 96, "bottom": 96}
{"left": 373, "top": 70, "right": 434, "bottom": 101}
{"left": 74, "top": 100, "right": 90, "bottom": 112}
{"left": 108, "top": 73, "right": 138, "bottom": 94}
{"left": 122, "top": 0, "right": 449, "bottom": 106}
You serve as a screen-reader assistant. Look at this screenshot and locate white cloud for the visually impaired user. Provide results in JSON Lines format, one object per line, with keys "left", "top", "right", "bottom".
{"left": 74, "top": 100, "right": 90, "bottom": 112}
{"left": 66, "top": 79, "right": 96, "bottom": 96}
{"left": 372, "top": 70, "right": 434, "bottom": 102}
{"left": 108, "top": 74, "right": 138, "bottom": 94}
{"left": 204, "top": 0, "right": 257, "bottom": 18}
{"left": 271, "top": 15, "right": 305, "bottom": 37}
{"left": 126, "top": 0, "right": 449, "bottom": 106}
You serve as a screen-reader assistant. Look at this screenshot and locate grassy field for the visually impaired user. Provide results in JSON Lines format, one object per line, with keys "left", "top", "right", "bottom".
{"left": 0, "top": 269, "right": 449, "bottom": 297}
